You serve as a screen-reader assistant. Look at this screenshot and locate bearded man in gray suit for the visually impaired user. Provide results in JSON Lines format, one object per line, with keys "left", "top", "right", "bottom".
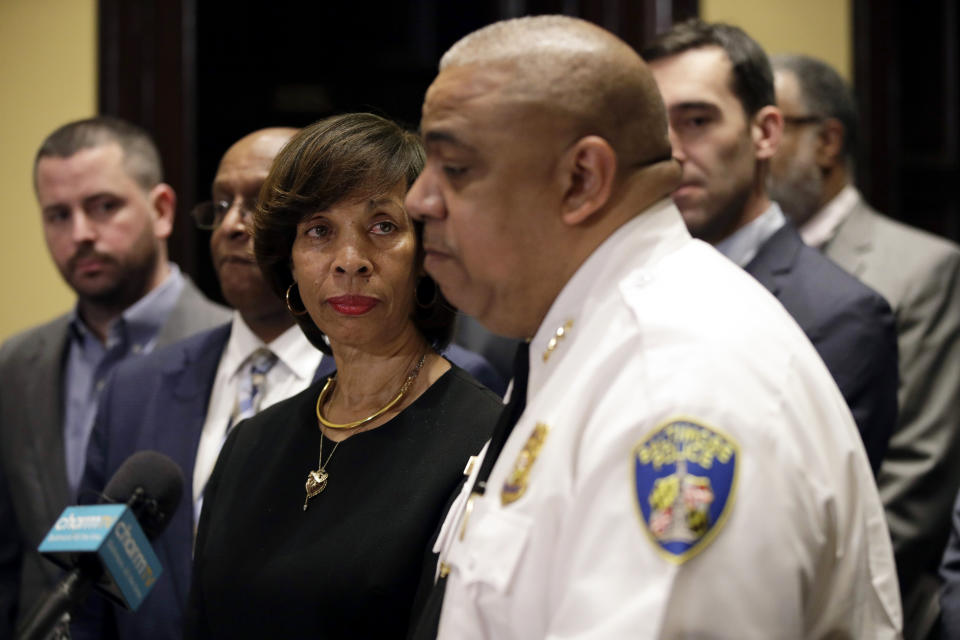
{"left": 770, "top": 54, "right": 960, "bottom": 638}
{"left": 0, "top": 116, "right": 229, "bottom": 636}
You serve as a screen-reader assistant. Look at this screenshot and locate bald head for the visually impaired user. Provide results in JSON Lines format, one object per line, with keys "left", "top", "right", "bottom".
{"left": 219, "top": 127, "right": 298, "bottom": 175}
{"left": 406, "top": 17, "right": 680, "bottom": 338}
{"left": 210, "top": 127, "right": 299, "bottom": 342}
{"left": 441, "top": 15, "right": 672, "bottom": 172}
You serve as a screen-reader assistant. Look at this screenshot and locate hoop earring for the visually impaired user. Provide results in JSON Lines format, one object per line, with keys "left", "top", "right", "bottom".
{"left": 285, "top": 283, "right": 309, "bottom": 316}
{"left": 415, "top": 276, "right": 439, "bottom": 309}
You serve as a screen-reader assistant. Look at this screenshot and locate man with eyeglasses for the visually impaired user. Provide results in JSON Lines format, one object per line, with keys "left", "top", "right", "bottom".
{"left": 67, "top": 127, "right": 328, "bottom": 640}
{"left": 644, "top": 20, "right": 899, "bottom": 472}
{"left": 0, "top": 116, "right": 229, "bottom": 637}
{"left": 70, "top": 127, "right": 502, "bottom": 640}
{"left": 769, "top": 54, "right": 960, "bottom": 640}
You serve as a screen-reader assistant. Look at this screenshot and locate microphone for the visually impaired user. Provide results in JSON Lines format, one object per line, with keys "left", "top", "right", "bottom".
{"left": 16, "top": 451, "right": 184, "bottom": 640}
{"left": 101, "top": 450, "right": 183, "bottom": 539}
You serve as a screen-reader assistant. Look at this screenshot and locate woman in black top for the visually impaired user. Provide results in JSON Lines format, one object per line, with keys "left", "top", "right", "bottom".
{"left": 185, "top": 113, "right": 501, "bottom": 639}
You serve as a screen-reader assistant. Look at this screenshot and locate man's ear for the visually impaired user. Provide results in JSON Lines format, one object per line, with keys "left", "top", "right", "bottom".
{"left": 149, "top": 183, "right": 176, "bottom": 239}
{"left": 560, "top": 135, "right": 617, "bottom": 226}
{"left": 815, "top": 118, "right": 845, "bottom": 169}
{"left": 752, "top": 105, "right": 783, "bottom": 161}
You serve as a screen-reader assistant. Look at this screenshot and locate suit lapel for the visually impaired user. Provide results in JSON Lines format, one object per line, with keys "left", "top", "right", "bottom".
{"left": 151, "top": 326, "right": 231, "bottom": 612}
{"left": 154, "top": 275, "right": 230, "bottom": 349}
{"left": 744, "top": 224, "right": 803, "bottom": 300}
{"left": 823, "top": 197, "right": 875, "bottom": 278}
{"left": 24, "top": 319, "right": 72, "bottom": 540}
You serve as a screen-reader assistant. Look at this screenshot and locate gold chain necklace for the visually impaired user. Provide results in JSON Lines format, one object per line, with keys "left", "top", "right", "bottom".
{"left": 303, "top": 353, "right": 427, "bottom": 511}
{"left": 314, "top": 353, "right": 426, "bottom": 430}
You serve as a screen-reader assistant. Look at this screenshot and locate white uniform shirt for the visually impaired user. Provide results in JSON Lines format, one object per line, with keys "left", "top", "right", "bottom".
{"left": 192, "top": 313, "right": 324, "bottom": 509}
{"left": 434, "top": 199, "right": 901, "bottom": 639}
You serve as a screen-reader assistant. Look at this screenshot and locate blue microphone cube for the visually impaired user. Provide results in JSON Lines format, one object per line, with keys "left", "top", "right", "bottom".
{"left": 39, "top": 504, "right": 162, "bottom": 610}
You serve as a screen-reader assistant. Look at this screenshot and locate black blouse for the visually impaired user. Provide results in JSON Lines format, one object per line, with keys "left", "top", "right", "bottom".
{"left": 185, "top": 366, "right": 501, "bottom": 639}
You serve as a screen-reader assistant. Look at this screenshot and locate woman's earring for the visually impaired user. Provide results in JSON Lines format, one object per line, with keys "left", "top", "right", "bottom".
{"left": 285, "top": 283, "right": 309, "bottom": 316}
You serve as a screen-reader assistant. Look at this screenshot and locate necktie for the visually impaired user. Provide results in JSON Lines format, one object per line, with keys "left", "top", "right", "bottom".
{"left": 408, "top": 341, "right": 530, "bottom": 640}
{"left": 229, "top": 347, "right": 278, "bottom": 431}
{"left": 194, "top": 348, "right": 278, "bottom": 530}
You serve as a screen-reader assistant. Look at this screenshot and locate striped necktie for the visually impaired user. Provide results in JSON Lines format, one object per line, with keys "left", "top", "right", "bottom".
{"left": 195, "top": 347, "right": 278, "bottom": 531}
{"left": 229, "top": 347, "right": 278, "bottom": 431}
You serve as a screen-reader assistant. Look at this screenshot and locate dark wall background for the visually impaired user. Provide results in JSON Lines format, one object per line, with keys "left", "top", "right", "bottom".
{"left": 854, "top": 0, "right": 960, "bottom": 241}
{"left": 99, "top": 0, "right": 697, "bottom": 302}
{"left": 101, "top": 0, "right": 959, "bottom": 303}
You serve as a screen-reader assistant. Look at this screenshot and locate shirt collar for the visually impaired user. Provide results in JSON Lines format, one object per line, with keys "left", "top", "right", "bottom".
{"left": 270, "top": 321, "right": 324, "bottom": 381}
{"left": 799, "top": 184, "right": 859, "bottom": 248}
{"left": 714, "top": 203, "right": 787, "bottom": 268}
{"left": 529, "top": 198, "right": 689, "bottom": 392}
{"left": 68, "top": 263, "right": 184, "bottom": 350}
{"left": 222, "top": 311, "right": 322, "bottom": 381}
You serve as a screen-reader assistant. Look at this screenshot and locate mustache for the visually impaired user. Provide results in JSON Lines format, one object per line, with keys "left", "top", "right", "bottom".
{"left": 66, "top": 245, "right": 117, "bottom": 272}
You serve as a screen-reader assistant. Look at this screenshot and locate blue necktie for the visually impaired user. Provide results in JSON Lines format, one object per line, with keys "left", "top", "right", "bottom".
{"left": 195, "top": 348, "right": 278, "bottom": 531}
{"left": 229, "top": 347, "right": 278, "bottom": 431}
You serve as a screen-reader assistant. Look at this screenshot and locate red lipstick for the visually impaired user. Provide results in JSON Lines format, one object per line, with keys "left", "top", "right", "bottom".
{"left": 327, "top": 295, "right": 379, "bottom": 316}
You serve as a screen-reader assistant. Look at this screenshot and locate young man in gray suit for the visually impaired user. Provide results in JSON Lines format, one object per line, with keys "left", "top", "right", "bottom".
{"left": 770, "top": 54, "right": 960, "bottom": 638}
{"left": 0, "top": 117, "right": 229, "bottom": 635}
{"left": 643, "top": 21, "right": 899, "bottom": 473}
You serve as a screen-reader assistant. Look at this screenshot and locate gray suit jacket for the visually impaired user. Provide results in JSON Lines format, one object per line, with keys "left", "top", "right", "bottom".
{"left": 823, "top": 196, "right": 960, "bottom": 621}
{"left": 0, "top": 274, "right": 229, "bottom": 635}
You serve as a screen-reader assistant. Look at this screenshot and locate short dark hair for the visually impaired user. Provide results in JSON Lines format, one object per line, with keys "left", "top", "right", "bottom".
{"left": 771, "top": 54, "right": 858, "bottom": 160}
{"left": 253, "top": 112, "right": 454, "bottom": 354}
{"left": 34, "top": 116, "right": 163, "bottom": 191}
{"left": 642, "top": 19, "right": 775, "bottom": 118}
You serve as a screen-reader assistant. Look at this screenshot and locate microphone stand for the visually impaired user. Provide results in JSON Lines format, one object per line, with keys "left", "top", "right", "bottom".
{"left": 15, "top": 556, "right": 101, "bottom": 640}
{"left": 16, "top": 488, "right": 159, "bottom": 640}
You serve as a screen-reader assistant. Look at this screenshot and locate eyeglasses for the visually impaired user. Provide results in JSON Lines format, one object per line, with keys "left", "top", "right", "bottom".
{"left": 191, "top": 197, "right": 257, "bottom": 230}
{"left": 782, "top": 114, "right": 824, "bottom": 127}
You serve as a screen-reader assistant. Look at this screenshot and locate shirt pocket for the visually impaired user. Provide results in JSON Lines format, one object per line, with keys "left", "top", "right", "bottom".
{"left": 447, "top": 500, "right": 532, "bottom": 594}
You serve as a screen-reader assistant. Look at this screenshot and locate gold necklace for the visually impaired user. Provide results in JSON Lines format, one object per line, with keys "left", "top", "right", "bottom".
{"left": 314, "top": 353, "right": 426, "bottom": 430}
{"left": 303, "top": 353, "right": 427, "bottom": 511}
{"left": 303, "top": 436, "right": 340, "bottom": 511}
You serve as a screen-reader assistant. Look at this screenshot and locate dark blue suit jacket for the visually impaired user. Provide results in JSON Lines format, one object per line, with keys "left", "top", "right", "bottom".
{"left": 72, "top": 324, "right": 502, "bottom": 640}
{"left": 745, "top": 224, "right": 899, "bottom": 472}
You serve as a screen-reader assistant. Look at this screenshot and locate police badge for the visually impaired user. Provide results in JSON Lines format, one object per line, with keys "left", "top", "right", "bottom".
{"left": 633, "top": 418, "right": 738, "bottom": 563}
{"left": 501, "top": 423, "right": 550, "bottom": 505}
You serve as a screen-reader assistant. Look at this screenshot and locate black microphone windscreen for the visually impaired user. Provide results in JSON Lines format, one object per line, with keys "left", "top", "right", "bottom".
{"left": 103, "top": 450, "right": 184, "bottom": 539}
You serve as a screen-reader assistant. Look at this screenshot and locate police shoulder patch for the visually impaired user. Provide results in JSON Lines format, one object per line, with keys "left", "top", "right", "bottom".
{"left": 632, "top": 417, "right": 739, "bottom": 564}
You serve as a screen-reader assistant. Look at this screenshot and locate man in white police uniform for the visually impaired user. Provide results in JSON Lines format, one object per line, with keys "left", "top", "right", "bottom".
{"left": 404, "top": 15, "right": 902, "bottom": 639}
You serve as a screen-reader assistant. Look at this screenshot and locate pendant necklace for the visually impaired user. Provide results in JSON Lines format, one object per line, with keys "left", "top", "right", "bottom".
{"left": 303, "top": 436, "right": 341, "bottom": 511}
{"left": 303, "top": 352, "right": 427, "bottom": 511}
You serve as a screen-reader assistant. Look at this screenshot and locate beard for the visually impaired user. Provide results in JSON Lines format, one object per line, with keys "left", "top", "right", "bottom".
{"left": 769, "top": 158, "right": 823, "bottom": 227}
{"left": 65, "top": 233, "right": 161, "bottom": 313}
{"left": 681, "top": 185, "right": 753, "bottom": 246}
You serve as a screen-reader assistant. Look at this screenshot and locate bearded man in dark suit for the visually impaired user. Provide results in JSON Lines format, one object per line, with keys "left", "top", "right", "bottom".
{"left": 0, "top": 116, "right": 230, "bottom": 636}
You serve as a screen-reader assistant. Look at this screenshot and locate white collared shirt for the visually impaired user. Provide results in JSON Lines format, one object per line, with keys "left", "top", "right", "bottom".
{"left": 799, "top": 184, "right": 859, "bottom": 248}
{"left": 434, "top": 199, "right": 901, "bottom": 639}
{"left": 714, "top": 202, "right": 787, "bottom": 267}
{"left": 192, "top": 313, "right": 324, "bottom": 507}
